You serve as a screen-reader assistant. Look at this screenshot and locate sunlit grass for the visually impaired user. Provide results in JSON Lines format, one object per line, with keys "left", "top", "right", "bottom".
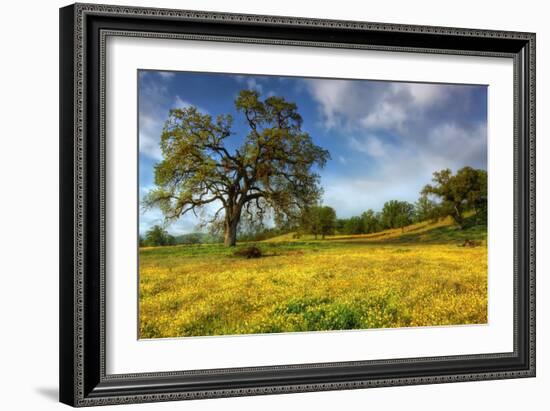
{"left": 139, "top": 217, "right": 487, "bottom": 338}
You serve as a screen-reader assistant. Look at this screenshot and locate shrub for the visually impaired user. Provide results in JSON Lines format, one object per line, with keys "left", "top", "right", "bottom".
{"left": 233, "top": 246, "right": 263, "bottom": 259}
{"left": 461, "top": 239, "right": 481, "bottom": 248}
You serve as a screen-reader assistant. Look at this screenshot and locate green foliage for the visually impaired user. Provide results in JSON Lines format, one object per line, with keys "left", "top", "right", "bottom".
{"left": 175, "top": 232, "right": 202, "bottom": 245}
{"left": 301, "top": 206, "right": 337, "bottom": 239}
{"left": 381, "top": 200, "right": 414, "bottom": 231}
{"left": 336, "top": 210, "right": 381, "bottom": 235}
{"left": 335, "top": 218, "right": 347, "bottom": 233}
{"left": 174, "top": 232, "right": 222, "bottom": 245}
{"left": 269, "top": 291, "right": 406, "bottom": 332}
{"left": 142, "top": 225, "right": 176, "bottom": 247}
{"left": 343, "top": 216, "right": 365, "bottom": 235}
{"left": 422, "top": 167, "right": 487, "bottom": 229}
{"left": 143, "top": 90, "right": 329, "bottom": 246}
{"left": 414, "top": 194, "right": 439, "bottom": 223}
{"left": 237, "top": 226, "right": 289, "bottom": 242}
{"left": 361, "top": 209, "right": 382, "bottom": 233}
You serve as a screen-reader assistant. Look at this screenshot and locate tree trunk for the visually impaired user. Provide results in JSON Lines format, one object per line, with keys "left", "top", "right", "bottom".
{"left": 224, "top": 212, "right": 240, "bottom": 247}
{"left": 453, "top": 205, "right": 464, "bottom": 230}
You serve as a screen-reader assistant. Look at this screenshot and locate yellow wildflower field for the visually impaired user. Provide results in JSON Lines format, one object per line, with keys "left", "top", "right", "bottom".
{"left": 139, "top": 219, "right": 487, "bottom": 338}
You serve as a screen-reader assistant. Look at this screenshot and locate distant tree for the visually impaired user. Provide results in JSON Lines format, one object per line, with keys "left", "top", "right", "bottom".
{"left": 177, "top": 233, "right": 203, "bottom": 245}
{"left": 361, "top": 209, "right": 382, "bottom": 233}
{"left": 302, "top": 206, "right": 336, "bottom": 239}
{"left": 395, "top": 206, "right": 414, "bottom": 232}
{"left": 181, "top": 232, "right": 223, "bottom": 244}
{"left": 344, "top": 216, "right": 365, "bottom": 235}
{"left": 237, "top": 212, "right": 267, "bottom": 241}
{"left": 468, "top": 170, "right": 488, "bottom": 225}
{"left": 422, "top": 167, "right": 487, "bottom": 229}
{"left": 143, "top": 90, "right": 330, "bottom": 247}
{"left": 318, "top": 207, "right": 337, "bottom": 239}
{"left": 413, "top": 194, "right": 439, "bottom": 223}
{"left": 381, "top": 200, "right": 414, "bottom": 231}
{"left": 336, "top": 218, "right": 348, "bottom": 234}
{"left": 143, "top": 225, "right": 176, "bottom": 247}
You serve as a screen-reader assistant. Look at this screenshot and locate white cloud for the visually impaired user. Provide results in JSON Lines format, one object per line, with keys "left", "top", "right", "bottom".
{"left": 173, "top": 95, "right": 207, "bottom": 114}
{"left": 304, "top": 78, "right": 486, "bottom": 171}
{"left": 426, "top": 122, "right": 487, "bottom": 168}
{"left": 360, "top": 102, "right": 408, "bottom": 131}
{"left": 349, "top": 135, "right": 387, "bottom": 158}
{"left": 139, "top": 208, "right": 164, "bottom": 234}
{"left": 246, "top": 78, "right": 263, "bottom": 93}
{"left": 139, "top": 131, "right": 163, "bottom": 161}
{"left": 138, "top": 80, "right": 170, "bottom": 159}
{"left": 322, "top": 148, "right": 445, "bottom": 217}
{"left": 396, "top": 82, "right": 448, "bottom": 107}
{"left": 234, "top": 76, "right": 265, "bottom": 94}
{"left": 138, "top": 75, "right": 222, "bottom": 235}
{"left": 337, "top": 155, "right": 348, "bottom": 165}
{"left": 304, "top": 79, "right": 356, "bottom": 128}
{"left": 321, "top": 123, "right": 486, "bottom": 217}
{"left": 322, "top": 174, "right": 419, "bottom": 217}
{"left": 139, "top": 207, "right": 200, "bottom": 236}
{"left": 306, "top": 79, "right": 451, "bottom": 132}
{"left": 157, "top": 71, "right": 175, "bottom": 80}
{"left": 139, "top": 197, "right": 225, "bottom": 236}
{"left": 138, "top": 75, "right": 203, "bottom": 161}
{"left": 321, "top": 120, "right": 486, "bottom": 217}
{"left": 173, "top": 95, "right": 192, "bottom": 109}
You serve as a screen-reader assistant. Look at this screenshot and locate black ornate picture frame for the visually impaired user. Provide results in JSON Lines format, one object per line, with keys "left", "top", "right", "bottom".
{"left": 59, "top": 3, "right": 535, "bottom": 407}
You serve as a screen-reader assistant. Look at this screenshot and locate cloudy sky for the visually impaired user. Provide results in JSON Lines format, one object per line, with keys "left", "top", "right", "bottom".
{"left": 138, "top": 70, "right": 487, "bottom": 235}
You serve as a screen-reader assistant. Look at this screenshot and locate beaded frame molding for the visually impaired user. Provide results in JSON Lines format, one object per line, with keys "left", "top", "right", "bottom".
{"left": 59, "top": 3, "right": 535, "bottom": 407}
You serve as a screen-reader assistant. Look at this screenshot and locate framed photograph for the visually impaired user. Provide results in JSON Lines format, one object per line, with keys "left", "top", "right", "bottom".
{"left": 59, "top": 3, "right": 535, "bottom": 407}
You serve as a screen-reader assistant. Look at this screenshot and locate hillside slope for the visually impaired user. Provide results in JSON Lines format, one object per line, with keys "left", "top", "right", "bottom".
{"left": 263, "top": 215, "right": 486, "bottom": 245}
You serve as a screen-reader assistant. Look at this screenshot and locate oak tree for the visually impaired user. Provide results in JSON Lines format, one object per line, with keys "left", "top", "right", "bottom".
{"left": 421, "top": 167, "right": 487, "bottom": 229}
{"left": 143, "top": 90, "right": 330, "bottom": 246}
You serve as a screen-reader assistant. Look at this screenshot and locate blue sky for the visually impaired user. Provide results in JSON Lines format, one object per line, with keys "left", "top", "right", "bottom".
{"left": 138, "top": 70, "right": 487, "bottom": 235}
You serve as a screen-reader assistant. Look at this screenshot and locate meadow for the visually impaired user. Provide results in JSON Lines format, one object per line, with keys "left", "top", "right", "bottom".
{"left": 139, "top": 217, "right": 487, "bottom": 338}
